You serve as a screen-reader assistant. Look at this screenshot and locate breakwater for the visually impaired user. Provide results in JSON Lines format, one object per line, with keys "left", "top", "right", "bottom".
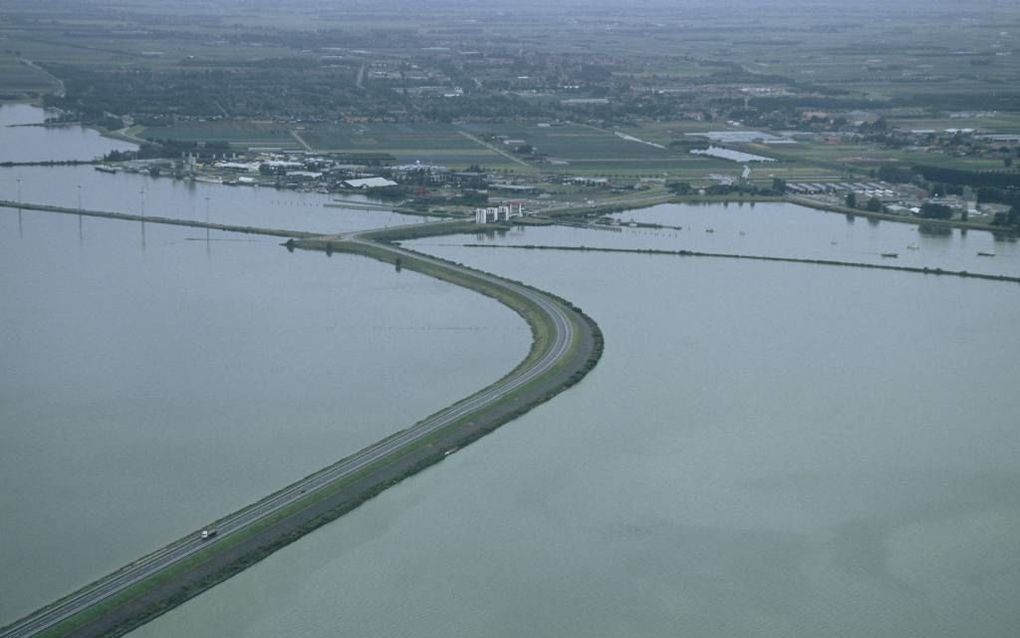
{"left": 462, "top": 243, "right": 1020, "bottom": 284}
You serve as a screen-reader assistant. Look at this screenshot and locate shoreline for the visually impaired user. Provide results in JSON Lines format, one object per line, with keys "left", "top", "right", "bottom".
{"left": 787, "top": 195, "right": 1015, "bottom": 236}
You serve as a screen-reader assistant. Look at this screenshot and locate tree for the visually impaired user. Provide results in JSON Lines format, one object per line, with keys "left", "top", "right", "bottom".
{"left": 771, "top": 178, "right": 787, "bottom": 194}
{"left": 920, "top": 202, "right": 954, "bottom": 219}
{"left": 877, "top": 165, "right": 916, "bottom": 184}
{"left": 845, "top": 191, "right": 857, "bottom": 208}
{"left": 866, "top": 196, "right": 883, "bottom": 212}
{"left": 667, "top": 181, "right": 692, "bottom": 195}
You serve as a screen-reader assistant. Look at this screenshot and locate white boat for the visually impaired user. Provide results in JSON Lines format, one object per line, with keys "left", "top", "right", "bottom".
{"left": 907, "top": 243, "right": 919, "bottom": 250}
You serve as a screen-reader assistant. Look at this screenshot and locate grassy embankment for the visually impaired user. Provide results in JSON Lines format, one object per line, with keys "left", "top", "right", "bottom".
{"left": 463, "top": 244, "right": 1020, "bottom": 285}
{"left": 786, "top": 195, "right": 1014, "bottom": 234}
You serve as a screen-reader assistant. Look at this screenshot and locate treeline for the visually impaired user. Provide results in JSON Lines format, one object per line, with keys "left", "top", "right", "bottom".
{"left": 42, "top": 63, "right": 362, "bottom": 121}
{"left": 0, "top": 160, "right": 97, "bottom": 167}
{"left": 897, "top": 92, "right": 1020, "bottom": 111}
{"left": 976, "top": 187, "right": 1020, "bottom": 207}
{"left": 912, "top": 165, "right": 1020, "bottom": 189}
{"left": 668, "top": 180, "right": 786, "bottom": 197}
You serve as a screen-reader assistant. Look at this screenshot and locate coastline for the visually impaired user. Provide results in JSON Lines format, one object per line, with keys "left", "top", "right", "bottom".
{"left": 787, "top": 195, "right": 1015, "bottom": 235}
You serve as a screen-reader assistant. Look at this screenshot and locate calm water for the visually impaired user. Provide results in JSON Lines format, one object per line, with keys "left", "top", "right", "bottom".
{"left": 0, "top": 210, "right": 528, "bottom": 622}
{"left": 0, "top": 103, "right": 136, "bottom": 162}
{"left": 132, "top": 229, "right": 1020, "bottom": 638}
{"left": 435, "top": 201, "right": 1020, "bottom": 278}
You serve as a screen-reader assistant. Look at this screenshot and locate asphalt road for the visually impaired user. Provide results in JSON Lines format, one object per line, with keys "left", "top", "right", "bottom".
{"left": 1, "top": 238, "right": 577, "bottom": 638}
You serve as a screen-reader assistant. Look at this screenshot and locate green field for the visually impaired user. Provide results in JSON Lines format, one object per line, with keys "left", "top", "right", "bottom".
{"left": 462, "top": 122, "right": 678, "bottom": 160}
{"left": 885, "top": 114, "right": 1020, "bottom": 134}
{"left": 141, "top": 121, "right": 303, "bottom": 149}
{"left": 140, "top": 116, "right": 1009, "bottom": 183}
{"left": 761, "top": 140, "right": 1010, "bottom": 173}
{"left": 298, "top": 123, "right": 514, "bottom": 167}
{"left": 0, "top": 56, "right": 62, "bottom": 95}
{"left": 457, "top": 121, "right": 756, "bottom": 177}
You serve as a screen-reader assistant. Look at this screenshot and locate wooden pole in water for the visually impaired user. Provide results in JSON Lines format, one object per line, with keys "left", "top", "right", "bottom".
{"left": 77, "top": 184, "right": 83, "bottom": 239}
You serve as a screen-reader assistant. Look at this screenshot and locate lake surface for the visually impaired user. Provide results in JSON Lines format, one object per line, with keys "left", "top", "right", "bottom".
{"left": 130, "top": 226, "right": 1020, "bottom": 638}
{"left": 0, "top": 210, "right": 528, "bottom": 623}
{"left": 429, "top": 201, "right": 1020, "bottom": 278}
{"left": 0, "top": 103, "right": 136, "bottom": 162}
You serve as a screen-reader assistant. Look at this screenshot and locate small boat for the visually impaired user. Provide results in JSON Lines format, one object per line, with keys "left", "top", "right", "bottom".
{"left": 705, "top": 228, "right": 715, "bottom": 233}
{"left": 907, "top": 243, "right": 919, "bottom": 250}
{"left": 881, "top": 252, "right": 898, "bottom": 258}
{"left": 94, "top": 165, "right": 118, "bottom": 174}
{"left": 977, "top": 251, "right": 996, "bottom": 257}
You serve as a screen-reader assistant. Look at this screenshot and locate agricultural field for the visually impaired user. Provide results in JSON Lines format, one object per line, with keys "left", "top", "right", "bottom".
{"left": 884, "top": 114, "right": 1020, "bottom": 134}
{"left": 4, "top": 0, "right": 1014, "bottom": 188}
{"left": 762, "top": 140, "right": 1011, "bottom": 173}
{"left": 140, "top": 121, "right": 303, "bottom": 150}
{"left": 459, "top": 121, "right": 747, "bottom": 177}
{"left": 300, "top": 123, "right": 514, "bottom": 168}
{"left": 462, "top": 122, "right": 678, "bottom": 160}
{"left": 0, "top": 55, "right": 62, "bottom": 96}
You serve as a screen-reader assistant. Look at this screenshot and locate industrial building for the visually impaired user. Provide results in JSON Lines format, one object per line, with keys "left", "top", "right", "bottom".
{"left": 344, "top": 177, "right": 398, "bottom": 189}
{"left": 474, "top": 202, "right": 524, "bottom": 224}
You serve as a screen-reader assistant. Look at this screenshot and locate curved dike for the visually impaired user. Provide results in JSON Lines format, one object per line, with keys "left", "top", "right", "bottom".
{"left": 7, "top": 237, "right": 602, "bottom": 638}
